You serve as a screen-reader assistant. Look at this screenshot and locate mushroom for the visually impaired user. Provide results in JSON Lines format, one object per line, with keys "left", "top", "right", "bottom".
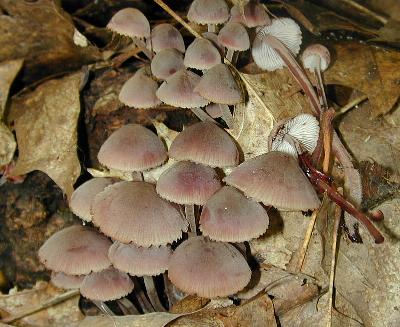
{"left": 184, "top": 38, "right": 221, "bottom": 71}
{"left": 156, "top": 160, "right": 222, "bottom": 233}
{"left": 92, "top": 181, "right": 188, "bottom": 246}
{"left": 51, "top": 272, "right": 84, "bottom": 290}
{"left": 109, "top": 241, "right": 171, "bottom": 311}
{"left": 187, "top": 0, "right": 229, "bottom": 32}
{"left": 107, "top": 8, "right": 152, "bottom": 59}
{"left": 168, "top": 236, "right": 251, "bottom": 298}
{"left": 229, "top": 1, "right": 271, "bottom": 28}
{"left": 119, "top": 66, "right": 161, "bottom": 109}
{"left": 205, "top": 103, "right": 230, "bottom": 120}
{"left": 217, "top": 22, "right": 250, "bottom": 62}
{"left": 151, "top": 23, "right": 185, "bottom": 53}
{"left": 200, "top": 186, "right": 269, "bottom": 242}
{"left": 151, "top": 49, "right": 185, "bottom": 80}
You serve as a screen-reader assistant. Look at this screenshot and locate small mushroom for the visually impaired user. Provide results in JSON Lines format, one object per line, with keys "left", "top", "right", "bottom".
{"left": 184, "top": 38, "right": 221, "bottom": 71}
{"left": 187, "top": 0, "right": 229, "bottom": 32}
{"left": 51, "top": 272, "right": 84, "bottom": 290}
{"left": 151, "top": 23, "right": 185, "bottom": 53}
{"left": 229, "top": 1, "right": 271, "bottom": 28}
{"left": 151, "top": 49, "right": 185, "bottom": 80}
{"left": 217, "top": 22, "right": 250, "bottom": 62}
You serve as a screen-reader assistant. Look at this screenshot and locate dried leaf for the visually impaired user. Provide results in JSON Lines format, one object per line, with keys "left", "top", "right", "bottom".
{"left": 370, "top": 19, "right": 400, "bottom": 46}
{"left": 0, "top": 122, "right": 16, "bottom": 166}
{"left": 0, "top": 281, "right": 83, "bottom": 327}
{"left": 0, "top": 0, "right": 100, "bottom": 83}
{"left": 9, "top": 72, "right": 84, "bottom": 199}
{"left": 324, "top": 43, "right": 400, "bottom": 116}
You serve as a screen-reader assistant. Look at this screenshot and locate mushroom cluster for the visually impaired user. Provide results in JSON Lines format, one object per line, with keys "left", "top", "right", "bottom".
{"left": 38, "top": 0, "right": 385, "bottom": 316}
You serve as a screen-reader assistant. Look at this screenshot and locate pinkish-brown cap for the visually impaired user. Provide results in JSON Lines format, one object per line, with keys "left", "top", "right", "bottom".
{"left": 217, "top": 22, "right": 250, "bottom": 51}
{"left": 224, "top": 151, "right": 320, "bottom": 211}
{"left": 92, "top": 181, "right": 188, "bottom": 246}
{"left": 187, "top": 0, "right": 229, "bottom": 25}
{"left": 107, "top": 8, "right": 150, "bottom": 39}
{"left": 108, "top": 241, "right": 171, "bottom": 276}
{"left": 156, "top": 161, "right": 221, "bottom": 205}
{"left": 202, "top": 32, "right": 225, "bottom": 55}
{"left": 200, "top": 186, "right": 269, "bottom": 242}
{"left": 69, "top": 178, "right": 114, "bottom": 222}
{"left": 156, "top": 69, "right": 209, "bottom": 108}
{"left": 301, "top": 44, "right": 331, "bottom": 72}
{"left": 119, "top": 66, "right": 161, "bottom": 109}
{"left": 168, "top": 236, "right": 251, "bottom": 298}
{"left": 184, "top": 38, "right": 221, "bottom": 70}
{"left": 169, "top": 121, "right": 239, "bottom": 168}
{"left": 205, "top": 103, "right": 227, "bottom": 118}
{"left": 97, "top": 124, "right": 167, "bottom": 172}
{"left": 230, "top": 2, "right": 270, "bottom": 28}
{"left": 151, "top": 23, "right": 185, "bottom": 53}
{"left": 38, "top": 225, "right": 112, "bottom": 275}
{"left": 151, "top": 49, "right": 185, "bottom": 80}
{"left": 51, "top": 272, "right": 84, "bottom": 290}
{"left": 252, "top": 18, "right": 302, "bottom": 71}
{"left": 194, "top": 64, "right": 242, "bottom": 105}
{"left": 80, "top": 267, "right": 134, "bottom": 301}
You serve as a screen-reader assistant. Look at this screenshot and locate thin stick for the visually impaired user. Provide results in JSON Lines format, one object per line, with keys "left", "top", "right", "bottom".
{"left": 335, "top": 95, "right": 368, "bottom": 118}
{"left": 339, "top": 0, "right": 388, "bottom": 24}
{"left": 296, "top": 210, "right": 319, "bottom": 272}
{"left": 326, "top": 188, "right": 343, "bottom": 327}
{"left": 2, "top": 289, "right": 79, "bottom": 324}
{"left": 321, "top": 108, "right": 335, "bottom": 173}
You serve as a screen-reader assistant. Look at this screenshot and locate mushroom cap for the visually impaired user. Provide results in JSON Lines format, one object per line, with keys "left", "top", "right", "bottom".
{"left": 92, "top": 181, "right": 188, "bottom": 246}
{"left": 217, "top": 22, "right": 250, "bottom": 51}
{"left": 202, "top": 32, "right": 225, "bottom": 55}
{"left": 108, "top": 241, "right": 172, "bottom": 276}
{"left": 156, "top": 69, "right": 209, "bottom": 108}
{"left": 51, "top": 272, "right": 84, "bottom": 290}
{"left": 230, "top": 2, "right": 271, "bottom": 28}
{"left": 38, "top": 225, "right": 112, "bottom": 275}
{"left": 194, "top": 64, "right": 242, "bottom": 105}
{"left": 187, "top": 0, "right": 229, "bottom": 25}
{"left": 80, "top": 267, "right": 134, "bottom": 302}
{"left": 252, "top": 18, "right": 302, "bottom": 71}
{"left": 184, "top": 38, "right": 221, "bottom": 70}
{"left": 119, "top": 67, "right": 161, "bottom": 109}
{"left": 224, "top": 151, "right": 320, "bottom": 211}
{"left": 151, "top": 49, "right": 185, "bottom": 80}
{"left": 301, "top": 44, "right": 331, "bottom": 72}
{"left": 200, "top": 186, "right": 269, "bottom": 242}
{"left": 168, "top": 236, "right": 251, "bottom": 298}
{"left": 151, "top": 23, "right": 185, "bottom": 53}
{"left": 268, "top": 114, "right": 320, "bottom": 157}
{"left": 156, "top": 161, "right": 222, "bottom": 205}
{"left": 169, "top": 121, "right": 239, "bottom": 168}
{"left": 69, "top": 178, "right": 114, "bottom": 222}
{"left": 205, "top": 103, "right": 227, "bottom": 118}
{"left": 107, "top": 8, "right": 150, "bottom": 39}
{"left": 97, "top": 124, "right": 167, "bottom": 172}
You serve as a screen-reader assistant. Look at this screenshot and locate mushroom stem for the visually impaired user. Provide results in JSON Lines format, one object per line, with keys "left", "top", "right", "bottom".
{"left": 132, "top": 37, "right": 153, "bottom": 60}
{"left": 116, "top": 298, "right": 140, "bottom": 315}
{"left": 185, "top": 204, "right": 197, "bottom": 234}
{"left": 221, "top": 105, "right": 235, "bottom": 129}
{"left": 92, "top": 300, "right": 115, "bottom": 316}
{"left": 135, "top": 283, "right": 154, "bottom": 313}
{"left": 208, "top": 24, "right": 216, "bottom": 33}
{"left": 314, "top": 65, "right": 328, "bottom": 110}
{"left": 143, "top": 276, "right": 166, "bottom": 312}
{"left": 190, "top": 107, "right": 218, "bottom": 123}
{"left": 226, "top": 49, "right": 235, "bottom": 62}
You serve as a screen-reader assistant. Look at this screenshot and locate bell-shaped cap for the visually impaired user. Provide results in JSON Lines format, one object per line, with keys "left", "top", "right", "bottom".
{"left": 218, "top": 22, "right": 250, "bottom": 51}
{"left": 169, "top": 121, "right": 239, "bottom": 168}
{"left": 205, "top": 103, "right": 227, "bottom": 118}
{"left": 38, "top": 225, "right": 112, "bottom": 275}
{"left": 97, "top": 124, "right": 167, "bottom": 172}
{"left": 203, "top": 32, "right": 225, "bottom": 55}
{"left": 252, "top": 18, "right": 302, "bottom": 71}
{"left": 187, "top": 0, "right": 229, "bottom": 25}
{"left": 107, "top": 8, "right": 150, "bottom": 39}
{"left": 51, "top": 272, "right": 84, "bottom": 290}
{"left": 92, "top": 181, "right": 188, "bottom": 246}
{"left": 224, "top": 151, "right": 320, "bottom": 211}
{"left": 168, "top": 236, "right": 251, "bottom": 298}
{"left": 151, "top": 49, "right": 184, "bottom": 80}
{"left": 69, "top": 178, "right": 114, "bottom": 222}
{"left": 230, "top": 2, "right": 270, "bottom": 28}
{"left": 194, "top": 64, "right": 242, "bottom": 105}
{"left": 268, "top": 114, "right": 320, "bottom": 157}
{"left": 151, "top": 23, "right": 185, "bottom": 53}
{"left": 109, "top": 241, "right": 171, "bottom": 276}
{"left": 301, "top": 44, "right": 331, "bottom": 72}
{"left": 184, "top": 38, "right": 221, "bottom": 70}
{"left": 200, "top": 186, "right": 269, "bottom": 242}
{"left": 80, "top": 267, "right": 134, "bottom": 301}
{"left": 119, "top": 67, "right": 161, "bottom": 108}
{"left": 156, "top": 161, "right": 221, "bottom": 205}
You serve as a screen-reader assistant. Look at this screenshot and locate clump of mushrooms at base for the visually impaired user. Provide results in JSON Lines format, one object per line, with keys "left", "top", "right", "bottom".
{"left": 38, "top": 0, "right": 385, "bottom": 314}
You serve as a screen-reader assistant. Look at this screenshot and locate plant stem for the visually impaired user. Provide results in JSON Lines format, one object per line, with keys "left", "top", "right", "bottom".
{"left": 143, "top": 276, "right": 166, "bottom": 312}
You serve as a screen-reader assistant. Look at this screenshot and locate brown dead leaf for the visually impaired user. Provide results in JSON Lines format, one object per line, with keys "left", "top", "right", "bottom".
{"left": 0, "top": 281, "right": 83, "bottom": 327}
{"left": 369, "top": 19, "right": 400, "bottom": 46}
{"left": 9, "top": 72, "right": 84, "bottom": 199}
{"left": 0, "top": 121, "right": 15, "bottom": 166}
{"left": 324, "top": 42, "right": 400, "bottom": 116}
{"left": 0, "top": 0, "right": 100, "bottom": 84}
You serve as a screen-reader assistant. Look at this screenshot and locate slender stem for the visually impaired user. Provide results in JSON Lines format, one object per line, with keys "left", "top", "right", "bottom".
{"left": 117, "top": 298, "right": 140, "bottom": 315}
{"left": 135, "top": 282, "right": 154, "bottom": 313}
{"left": 132, "top": 38, "right": 153, "bottom": 60}
{"left": 143, "top": 276, "right": 166, "bottom": 312}
{"left": 190, "top": 107, "right": 217, "bottom": 123}
{"left": 92, "top": 300, "right": 115, "bottom": 316}
{"left": 220, "top": 104, "right": 235, "bottom": 129}
{"left": 296, "top": 210, "right": 319, "bottom": 272}
{"left": 208, "top": 24, "right": 216, "bottom": 33}
{"left": 335, "top": 94, "right": 368, "bottom": 118}
{"left": 226, "top": 49, "right": 234, "bottom": 62}
{"left": 185, "top": 204, "right": 197, "bottom": 234}
{"left": 321, "top": 108, "right": 335, "bottom": 173}
{"left": 315, "top": 66, "right": 328, "bottom": 110}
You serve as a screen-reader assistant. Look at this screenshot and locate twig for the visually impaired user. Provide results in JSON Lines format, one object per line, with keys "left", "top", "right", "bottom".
{"left": 1, "top": 289, "right": 79, "bottom": 324}
{"left": 339, "top": 0, "right": 388, "bottom": 24}
{"left": 321, "top": 108, "right": 336, "bottom": 173}
{"left": 335, "top": 95, "right": 368, "bottom": 118}
{"left": 296, "top": 209, "right": 319, "bottom": 272}
{"left": 327, "top": 188, "right": 343, "bottom": 327}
